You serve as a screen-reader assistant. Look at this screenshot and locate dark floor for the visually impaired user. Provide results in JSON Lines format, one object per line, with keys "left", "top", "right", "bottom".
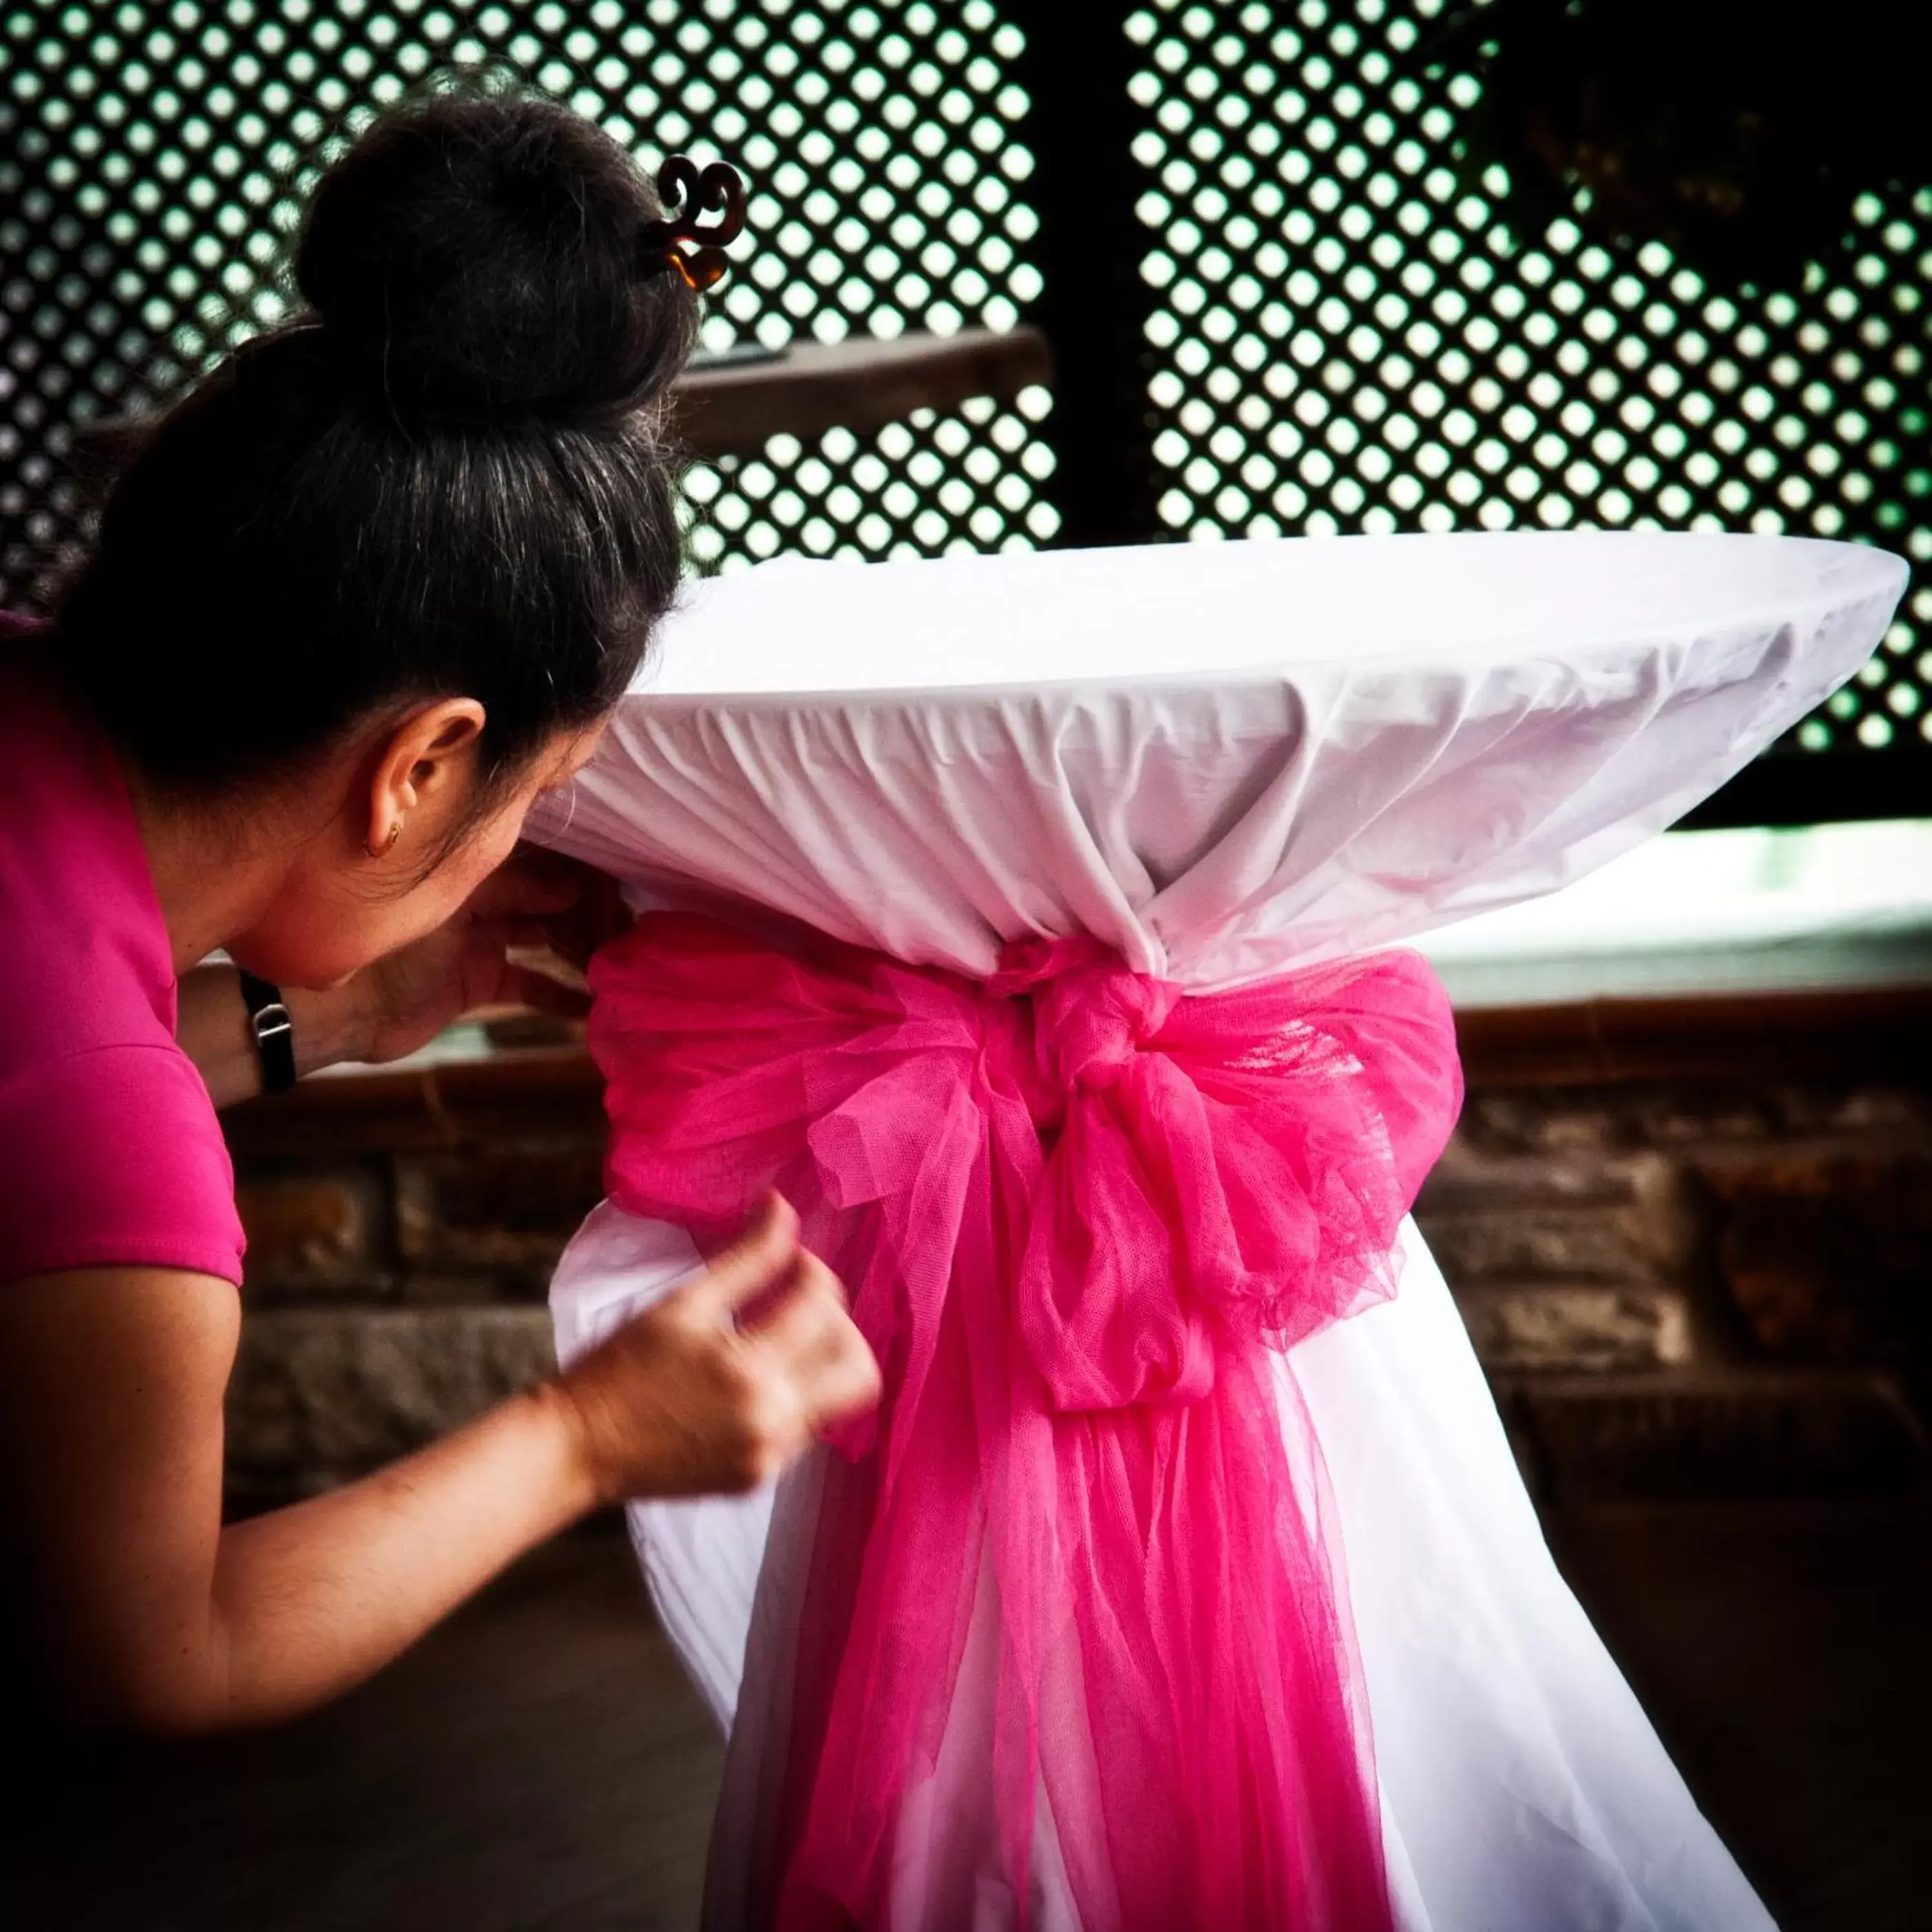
{"left": 3, "top": 1505, "right": 1926, "bottom": 1931}
{"left": 1543, "top": 1502, "right": 1932, "bottom": 1932}
{"left": 3, "top": 1529, "right": 721, "bottom": 1932}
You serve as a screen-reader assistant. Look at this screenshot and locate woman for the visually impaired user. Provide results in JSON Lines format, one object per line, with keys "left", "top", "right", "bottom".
{"left": 0, "top": 90, "right": 880, "bottom": 1735}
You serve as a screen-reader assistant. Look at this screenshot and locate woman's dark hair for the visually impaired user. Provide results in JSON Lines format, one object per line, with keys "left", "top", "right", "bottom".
{"left": 50, "top": 85, "right": 701, "bottom": 802}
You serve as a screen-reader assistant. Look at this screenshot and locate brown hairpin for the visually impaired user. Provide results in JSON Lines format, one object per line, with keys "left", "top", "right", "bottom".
{"left": 639, "top": 157, "right": 748, "bottom": 292}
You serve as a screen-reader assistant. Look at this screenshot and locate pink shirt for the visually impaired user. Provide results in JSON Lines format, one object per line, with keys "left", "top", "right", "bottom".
{"left": 0, "top": 622, "right": 245, "bottom": 1286}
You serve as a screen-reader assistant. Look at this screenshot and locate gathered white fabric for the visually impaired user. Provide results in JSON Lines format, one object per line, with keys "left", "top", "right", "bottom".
{"left": 533, "top": 532, "right": 1905, "bottom": 1931}
{"left": 532, "top": 531, "right": 1902, "bottom": 987}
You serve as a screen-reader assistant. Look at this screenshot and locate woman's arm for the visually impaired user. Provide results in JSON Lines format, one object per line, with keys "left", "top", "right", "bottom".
{"left": 174, "top": 965, "right": 374, "bottom": 1106}
{"left": 177, "top": 848, "right": 620, "bottom": 1105}
{"left": 0, "top": 1195, "right": 877, "bottom": 1733}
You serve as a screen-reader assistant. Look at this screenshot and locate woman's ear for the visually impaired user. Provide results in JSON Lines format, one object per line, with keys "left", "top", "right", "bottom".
{"left": 362, "top": 698, "right": 487, "bottom": 861}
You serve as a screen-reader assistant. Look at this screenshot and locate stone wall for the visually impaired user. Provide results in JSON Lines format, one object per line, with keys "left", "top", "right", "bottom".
{"left": 221, "top": 1054, "right": 604, "bottom": 1508}
{"left": 1422, "top": 1074, "right": 1931, "bottom": 1504}
{"left": 219, "top": 999, "right": 1932, "bottom": 1509}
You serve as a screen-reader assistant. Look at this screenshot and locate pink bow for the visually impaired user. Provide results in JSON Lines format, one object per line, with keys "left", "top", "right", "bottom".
{"left": 591, "top": 913, "right": 1462, "bottom": 1931}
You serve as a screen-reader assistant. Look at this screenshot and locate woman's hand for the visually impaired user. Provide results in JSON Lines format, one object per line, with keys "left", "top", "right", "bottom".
{"left": 308, "top": 845, "right": 632, "bottom": 1069}
{"left": 179, "top": 848, "right": 627, "bottom": 1107}
{"left": 550, "top": 1193, "right": 882, "bottom": 1502}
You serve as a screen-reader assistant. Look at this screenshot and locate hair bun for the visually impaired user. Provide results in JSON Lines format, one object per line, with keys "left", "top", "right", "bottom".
{"left": 294, "top": 93, "right": 698, "bottom": 425}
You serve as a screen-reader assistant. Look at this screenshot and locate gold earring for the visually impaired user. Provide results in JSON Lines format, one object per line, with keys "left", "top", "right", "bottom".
{"left": 364, "top": 821, "right": 403, "bottom": 860}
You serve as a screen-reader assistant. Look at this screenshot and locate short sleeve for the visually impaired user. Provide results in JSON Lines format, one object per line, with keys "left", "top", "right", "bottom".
{"left": 0, "top": 1042, "right": 246, "bottom": 1286}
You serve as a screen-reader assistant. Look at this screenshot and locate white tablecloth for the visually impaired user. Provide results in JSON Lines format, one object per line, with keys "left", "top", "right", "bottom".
{"left": 533, "top": 532, "right": 1905, "bottom": 1931}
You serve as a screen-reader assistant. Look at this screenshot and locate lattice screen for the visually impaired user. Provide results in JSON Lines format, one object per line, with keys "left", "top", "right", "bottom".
{"left": 1125, "top": 0, "right": 1931, "bottom": 754}
{"left": 5, "top": 1, "right": 1928, "bottom": 771}
{"left": 0, "top": 0, "right": 1056, "bottom": 603}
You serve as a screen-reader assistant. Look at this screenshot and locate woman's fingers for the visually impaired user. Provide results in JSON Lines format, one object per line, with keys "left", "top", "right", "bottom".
{"left": 539, "top": 864, "right": 633, "bottom": 970}
{"left": 792, "top": 1316, "right": 883, "bottom": 1429}
{"left": 743, "top": 1251, "right": 848, "bottom": 1359}
{"left": 673, "top": 1192, "right": 801, "bottom": 1323}
{"left": 494, "top": 961, "right": 592, "bottom": 1021}
{"left": 745, "top": 1253, "right": 881, "bottom": 1429}
{"left": 468, "top": 847, "right": 632, "bottom": 970}
{"left": 550, "top": 1194, "right": 878, "bottom": 1505}
{"left": 466, "top": 851, "right": 585, "bottom": 921}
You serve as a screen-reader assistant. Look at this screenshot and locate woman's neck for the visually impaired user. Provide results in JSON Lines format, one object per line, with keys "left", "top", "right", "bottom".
{"left": 121, "top": 768, "right": 293, "bottom": 978}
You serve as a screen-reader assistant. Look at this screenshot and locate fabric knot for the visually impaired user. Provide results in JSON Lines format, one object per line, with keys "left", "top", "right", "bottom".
{"left": 987, "top": 932, "right": 1183, "bottom": 1131}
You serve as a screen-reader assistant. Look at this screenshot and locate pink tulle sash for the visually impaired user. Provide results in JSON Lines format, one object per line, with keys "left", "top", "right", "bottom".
{"left": 590, "top": 913, "right": 1463, "bottom": 1930}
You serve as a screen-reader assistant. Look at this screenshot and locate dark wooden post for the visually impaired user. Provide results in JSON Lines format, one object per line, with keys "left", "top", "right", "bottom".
{"left": 1007, "top": 3, "right": 1163, "bottom": 548}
